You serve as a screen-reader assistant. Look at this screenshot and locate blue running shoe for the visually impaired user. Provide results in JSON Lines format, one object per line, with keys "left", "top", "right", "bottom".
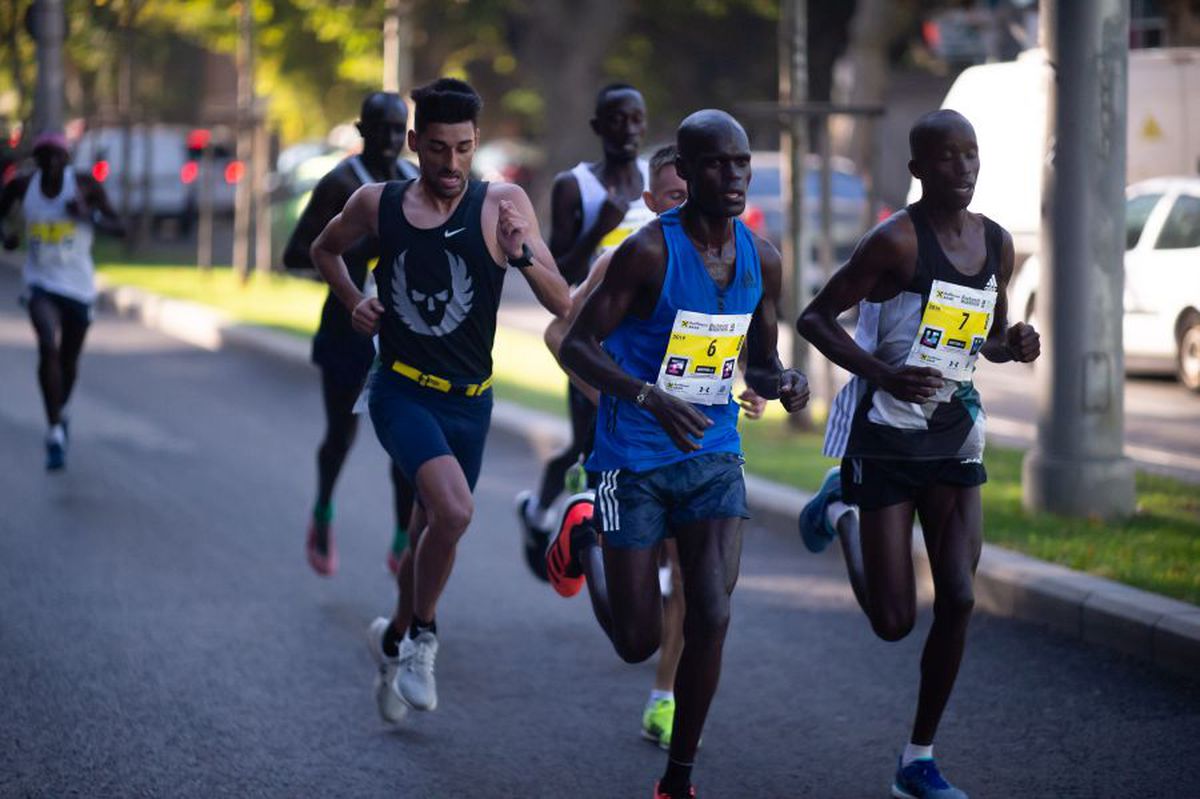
{"left": 798, "top": 466, "right": 841, "bottom": 553}
{"left": 891, "top": 757, "right": 968, "bottom": 799}
{"left": 45, "top": 437, "right": 65, "bottom": 471}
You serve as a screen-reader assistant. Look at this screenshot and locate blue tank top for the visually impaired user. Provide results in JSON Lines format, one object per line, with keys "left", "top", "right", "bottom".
{"left": 588, "top": 207, "right": 763, "bottom": 473}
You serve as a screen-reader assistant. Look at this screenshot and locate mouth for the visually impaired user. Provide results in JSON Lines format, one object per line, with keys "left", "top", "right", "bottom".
{"left": 437, "top": 173, "right": 462, "bottom": 190}
{"left": 723, "top": 191, "right": 745, "bottom": 203}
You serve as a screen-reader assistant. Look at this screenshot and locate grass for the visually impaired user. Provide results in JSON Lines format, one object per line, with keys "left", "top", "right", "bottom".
{"left": 95, "top": 261, "right": 1200, "bottom": 604}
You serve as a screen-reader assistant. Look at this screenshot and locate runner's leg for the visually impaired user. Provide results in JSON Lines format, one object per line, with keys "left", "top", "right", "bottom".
{"left": 316, "top": 370, "right": 360, "bottom": 510}
{"left": 28, "top": 292, "right": 66, "bottom": 426}
{"left": 56, "top": 300, "right": 89, "bottom": 412}
{"left": 858, "top": 502, "right": 919, "bottom": 642}
{"left": 655, "top": 541, "right": 685, "bottom": 692}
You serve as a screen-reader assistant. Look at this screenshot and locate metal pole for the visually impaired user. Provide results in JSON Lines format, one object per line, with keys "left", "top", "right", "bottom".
{"left": 253, "top": 110, "right": 270, "bottom": 273}
{"left": 780, "top": 0, "right": 813, "bottom": 430}
{"left": 31, "top": 0, "right": 64, "bottom": 135}
{"left": 118, "top": 27, "right": 134, "bottom": 252}
{"left": 232, "top": 0, "right": 253, "bottom": 281}
{"left": 383, "top": 0, "right": 414, "bottom": 94}
{"left": 1022, "top": 0, "right": 1135, "bottom": 519}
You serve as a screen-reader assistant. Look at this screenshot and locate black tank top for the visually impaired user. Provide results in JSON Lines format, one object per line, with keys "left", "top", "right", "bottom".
{"left": 375, "top": 179, "right": 505, "bottom": 383}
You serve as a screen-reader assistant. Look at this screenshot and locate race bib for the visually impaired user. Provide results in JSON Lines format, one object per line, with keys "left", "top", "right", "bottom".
{"left": 655, "top": 310, "right": 751, "bottom": 406}
{"left": 905, "top": 279, "right": 997, "bottom": 383}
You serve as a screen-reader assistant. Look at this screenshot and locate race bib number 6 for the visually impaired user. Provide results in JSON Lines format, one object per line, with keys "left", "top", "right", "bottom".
{"left": 905, "top": 279, "right": 997, "bottom": 383}
{"left": 655, "top": 310, "right": 751, "bottom": 406}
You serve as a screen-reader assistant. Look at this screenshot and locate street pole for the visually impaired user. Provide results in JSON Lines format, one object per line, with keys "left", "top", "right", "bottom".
{"left": 382, "top": 0, "right": 414, "bottom": 94}
{"left": 1022, "top": 0, "right": 1135, "bottom": 519}
{"left": 253, "top": 107, "right": 271, "bottom": 274}
{"left": 816, "top": 116, "right": 835, "bottom": 413}
{"left": 780, "top": 0, "right": 813, "bottom": 430}
{"left": 30, "top": 0, "right": 64, "bottom": 136}
{"left": 233, "top": 0, "right": 253, "bottom": 281}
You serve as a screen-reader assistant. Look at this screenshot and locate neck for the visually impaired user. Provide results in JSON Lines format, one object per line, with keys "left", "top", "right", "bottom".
{"left": 919, "top": 198, "right": 970, "bottom": 235}
{"left": 359, "top": 150, "right": 396, "bottom": 181}
{"left": 599, "top": 154, "right": 639, "bottom": 179}
{"left": 680, "top": 202, "right": 734, "bottom": 250}
{"left": 414, "top": 178, "right": 466, "bottom": 215}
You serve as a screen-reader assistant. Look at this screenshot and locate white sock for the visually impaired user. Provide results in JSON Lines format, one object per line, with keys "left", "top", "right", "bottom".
{"left": 47, "top": 424, "right": 65, "bottom": 445}
{"left": 902, "top": 743, "right": 934, "bottom": 765}
{"left": 826, "top": 501, "right": 855, "bottom": 531}
{"left": 648, "top": 689, "right": 673, "bottom": 707}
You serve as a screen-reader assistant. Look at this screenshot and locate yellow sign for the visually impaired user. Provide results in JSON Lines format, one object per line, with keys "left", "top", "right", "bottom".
{"left": 1142, "top": 115, "right": 1163, "bottom": 141}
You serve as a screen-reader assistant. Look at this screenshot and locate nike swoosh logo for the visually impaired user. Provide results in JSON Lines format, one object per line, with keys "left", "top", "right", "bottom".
{"left": 444, "top": 228, "right": 466, "bottom": 239}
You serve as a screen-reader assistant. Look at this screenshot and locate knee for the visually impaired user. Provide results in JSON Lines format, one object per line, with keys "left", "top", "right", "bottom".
{"left": 869, "top": 607, "right": 915, "bottom": 642}
{"left": 429, "top": 499, "right": 473, "bottom": 537}
{"left": 683, "top": 594, "right": 731, "bottom": 645}
{"left": 934, "top": 586, "right": 975, "bottom": 621}
{"left": 37, "top": 342, "right": 60, "bottom": 364}
{"left": 612, "top": 626, "right": 659, "bottom": 664}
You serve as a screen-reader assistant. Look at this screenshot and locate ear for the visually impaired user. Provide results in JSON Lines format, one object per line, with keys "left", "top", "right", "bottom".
{"left": 407, "top": 129, "right": 418, "bottom": 152}
{"left": 642, "top": 190, "right": 656, "bottom": 213}
{"left": 589, "top": 117, "right": 602, "bottom": 137}
{"left": 673, "top": 155, "right": 690, "bottom": 181}
{"left": 907, "top": 158, "right": 921, "bottom": 181}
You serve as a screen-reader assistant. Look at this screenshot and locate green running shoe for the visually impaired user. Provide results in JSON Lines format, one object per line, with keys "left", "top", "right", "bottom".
{"left": 641, "top": 697, "right": 675, "bottom": 750}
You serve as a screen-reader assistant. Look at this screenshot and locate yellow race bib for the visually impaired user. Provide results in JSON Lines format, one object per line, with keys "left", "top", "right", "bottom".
{"left": 656, "top": 310, "right": 751, "bottom": 405}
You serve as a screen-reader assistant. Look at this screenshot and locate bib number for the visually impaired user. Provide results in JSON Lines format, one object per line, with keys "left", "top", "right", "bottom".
{"left": 655, "top": 310, "right": 751, "bottom": 405}
{"left": 905, "top": 279, "right": 997, "bottom": 383}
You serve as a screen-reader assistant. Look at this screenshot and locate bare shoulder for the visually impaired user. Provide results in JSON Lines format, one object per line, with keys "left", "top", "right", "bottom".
{"left": 485, "top": 180, "right": 530, "bottom": 205}
{"left": 749, "top": 230, "right": 782, "bottom": 272}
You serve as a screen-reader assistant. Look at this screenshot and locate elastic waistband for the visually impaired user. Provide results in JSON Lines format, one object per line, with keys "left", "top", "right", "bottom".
{"left": 389, "top": 358, "right": 492, "bottom": 397}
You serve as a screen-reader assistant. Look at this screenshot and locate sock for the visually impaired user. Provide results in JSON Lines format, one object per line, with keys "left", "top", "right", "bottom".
{"left": 391, "top": 526, "right": 409, "bottom": 556}
{"left": 826, "top": 500, "right": 855, "bottom": 531}
{"left": 409, "top": 615, "right": 437, "bottom": 639}
{"left": 312, "top": 502, "right": 334, "bottom": 525}
{"left": 648, "top": 689, "right": 674, "bottom": 708}
{"left": 658, "top": 758, "right": 693, "bottom": 796}
{"left": 382, "top": 622, "right": 403, "bottom": 657}
{"left": 47, "top": 424, "right": 65, "bottom": 445}
{"left": 902, "top": 742, "right": 934, "bottom": 765}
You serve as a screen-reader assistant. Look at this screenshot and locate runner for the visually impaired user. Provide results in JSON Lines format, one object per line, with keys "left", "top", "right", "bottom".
{"left": 795, "top": 109, "right": 1040, "bottom": 799}
{"left": 0, "top": 132, "right": 122, "bottom": 470}
{"left": 309, "top": 78, "right": 569, "bottom": 723}
{"left": 549, "top": 111, "right": 809, "bottom": 799}
{"left": 515, "top": 83, "right": 652, "bottom": 579}
{"left": 283, "top": 91, "right": 420, "bottom": 577}
{"left": 542, "top": 143, "right": 766, "bottom": 750}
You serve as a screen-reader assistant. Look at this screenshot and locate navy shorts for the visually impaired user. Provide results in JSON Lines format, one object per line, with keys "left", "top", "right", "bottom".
{"left": 593, "top": 452, "right": 749, "bottom": 550}
{"left": 368, "top": 368, "right": 493, "bottom": 491}
{"left": 23, "top": 285, "right": 94, "bottom": 326}
{"left": 841, "top": 456, "right": 987, "bottom": 512}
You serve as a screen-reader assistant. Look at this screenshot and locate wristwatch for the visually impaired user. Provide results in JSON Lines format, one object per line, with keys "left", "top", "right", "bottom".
{"left": 506, "top": 243, "right": 534, "bottom": 268}
{"left": 634, "top": 382, "right": 653, "bottom": 407}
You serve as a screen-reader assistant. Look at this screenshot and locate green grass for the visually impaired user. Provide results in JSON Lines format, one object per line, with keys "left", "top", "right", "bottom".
{"left": 96, "top": 261, "right": 1200, "bottom": 604}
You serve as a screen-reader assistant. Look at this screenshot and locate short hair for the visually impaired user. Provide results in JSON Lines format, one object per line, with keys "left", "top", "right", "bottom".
{"left": 411, "top": 78, "right": 482, "bottom": 133}
{"left": 648, "top": 144, "right": 678, "bottom": 178}
{"left": 594, "top": 83, "right": 639, "bottom": 118}
{"left": 909, "top": 109, "right": 972, "bottom": 160}
{"left": 361, "top": 91, "right": 405, "bottom": 124}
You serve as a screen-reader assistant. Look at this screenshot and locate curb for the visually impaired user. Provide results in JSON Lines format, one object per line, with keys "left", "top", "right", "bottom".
{"left": 94, "top": 279, "right": 1200, "bottom": 681}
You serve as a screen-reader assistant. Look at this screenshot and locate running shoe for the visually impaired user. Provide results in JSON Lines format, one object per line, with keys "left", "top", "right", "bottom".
{"left": 891, "top": 757, "right": 968, "bottom": 799}
{"left": 45, "top": 435, "right": 65, "bottom": 471}
{"left": 366, "top": 617, "right": 409, "bottom": 724}
{"left": 514, "top": 490, "right": 550, "bottom": 582}
{"left": 641, "top": 697, "right": 675, "bottom": 749}
{"left": 798, "top": 466, "right": 842, "bottom": 553}
{"left": 305, "top": 520, "right": 337, "bottom": 576}
{"left": 545, "top": 492, "right": 594, "bottom": 598}
{"left": 653, "top": 781, "right": 696, "bottom": 799}
{"left": 396, "top": 630, "right": 439, "bottom": 711}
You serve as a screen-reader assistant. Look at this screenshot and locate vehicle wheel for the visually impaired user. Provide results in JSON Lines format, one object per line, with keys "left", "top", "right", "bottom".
{"left": 1177, "top": 317, "right": 1200, "bottom": 393}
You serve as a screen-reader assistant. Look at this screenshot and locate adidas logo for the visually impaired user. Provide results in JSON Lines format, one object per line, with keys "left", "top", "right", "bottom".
{"left": 985, "top": 274, "right": 998, "bottom": 291}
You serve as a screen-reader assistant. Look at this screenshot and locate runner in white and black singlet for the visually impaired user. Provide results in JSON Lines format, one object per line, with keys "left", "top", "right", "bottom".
{"left": 795, "top": 110, "right": 1040, "bottom": 799}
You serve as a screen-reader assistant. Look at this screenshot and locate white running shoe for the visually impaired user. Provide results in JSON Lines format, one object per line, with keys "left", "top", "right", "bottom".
{"left": 366, "top": 617, "right": 409, "bottom": 723}
{"left": 397, "top": 630, "right": 439, "bottom": 711}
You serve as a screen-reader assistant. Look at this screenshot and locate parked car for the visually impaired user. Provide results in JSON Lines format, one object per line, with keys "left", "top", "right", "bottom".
{"left": 1008, "top": 177, "right": 1200, "bottom": 391}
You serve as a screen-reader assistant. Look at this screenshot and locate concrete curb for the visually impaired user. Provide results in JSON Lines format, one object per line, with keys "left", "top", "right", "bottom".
{"left": 93, "top": 279, "right": 1200, "bottom": 681}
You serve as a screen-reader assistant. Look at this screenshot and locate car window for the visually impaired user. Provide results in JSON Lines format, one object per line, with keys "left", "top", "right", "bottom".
{"left": 1155, "top": 194, "right": 1200, "bottom": 250}
{"left": 1126, "top": 193, "right": 1161, "bottom": 249}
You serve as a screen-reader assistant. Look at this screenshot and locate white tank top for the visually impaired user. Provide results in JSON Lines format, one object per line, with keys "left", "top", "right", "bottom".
{"left": 22, "top": 168, "right": 95, "bottom": 303}
{"left": 570, "top": 158, "right": 652, "bottom": 260}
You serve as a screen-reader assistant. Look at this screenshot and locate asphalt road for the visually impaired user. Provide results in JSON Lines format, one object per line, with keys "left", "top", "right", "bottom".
{"left": 2, "top": 279, "right": 1199, "bottom": 798}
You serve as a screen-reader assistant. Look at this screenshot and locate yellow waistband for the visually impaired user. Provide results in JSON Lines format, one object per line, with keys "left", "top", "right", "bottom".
{"left": 390, "top": 359, "right": 493, "bottom": 397}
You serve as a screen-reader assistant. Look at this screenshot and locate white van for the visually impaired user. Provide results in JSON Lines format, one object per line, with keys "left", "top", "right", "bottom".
{"left": 907, "top": 48, "right": 1200, "bottom": 257}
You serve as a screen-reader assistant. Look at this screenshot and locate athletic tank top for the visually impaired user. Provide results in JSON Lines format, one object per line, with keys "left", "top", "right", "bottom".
{"left": 22, "top": 168, "right": 95, "bottom": 303}
{"left": 824, "top": 203, "right": 1002, "bottom": 461}
{"left": 375, "top": 179, "right": 505, "bottom": 384}
{"left": 588, "top": 207, "right": 763, "bottom": 473}
{"left": 570, "top": 159, "right": 651, "bottom": 278}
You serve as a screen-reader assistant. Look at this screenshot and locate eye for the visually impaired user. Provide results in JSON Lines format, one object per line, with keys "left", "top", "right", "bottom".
{"left": 436, "top": 290, "right": 450, "bottom": 301}
{"left": 412, "top": 290, "right": 427, "bottom": 301}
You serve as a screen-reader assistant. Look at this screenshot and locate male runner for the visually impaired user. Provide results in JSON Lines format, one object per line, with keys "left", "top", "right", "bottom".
{"left": 551, "top": 110, "right": 809, "bottom": 799}
{"left": 0, "top": 132, "right": 122, "bottom": 470}
{"left": 310, "top": 78, "right": 569, "bottom": 723}
{"left": 795, "top": 110, "right": 1040, "bottom": 799}
{"left": 515, "top": 84, "right": 652, "bottom": 577}
{"left": 542, "top": 143, "right": 765, "bottom": 750}
{"left": 283, "top": 91, "right": 419, "bottom": 577}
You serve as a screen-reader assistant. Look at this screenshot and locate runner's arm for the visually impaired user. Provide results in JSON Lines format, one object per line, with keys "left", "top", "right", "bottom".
{"left": 980, "top": 226, "right": 1040, "bottom": 363}
{"left": 0, "top": 175, "right": 29, "bottom": 248}
{"left": 76, "top": 173, "right": 124, "bottom": 236}
{"left": 490, "top": 183, "right": 570, "bottom": 318}
{"left": 284, "top": 171, "right": 353, "bottom": 273}
{"left": 796, "top": 217, "right": 944, "bottom": 403}
{"left": 311, "top": 183, "right": 383, "bottom": 334}
{"left": 544, "top": 246, "right": 615, "bottom": 404}
{"left": 744, "top": 238, "right": 809, "bottom": 412}
{"left": 561, "top": 229, "right": 713, "bottom": 453}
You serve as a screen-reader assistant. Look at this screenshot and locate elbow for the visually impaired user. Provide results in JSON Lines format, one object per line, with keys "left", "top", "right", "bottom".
{"left": 559, "top": 331, "right": 584, "bottom": 375}
{"left": 795, "top": 308, "right": 817, "bottom": 341}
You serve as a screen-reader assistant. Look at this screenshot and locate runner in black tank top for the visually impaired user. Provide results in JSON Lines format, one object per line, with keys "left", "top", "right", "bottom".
{"left": 309, "top": 78, "right": 569, "bottom": 725}
{"left": 796, "top": 111, "right": 1040, "bottom": 799}
{"left": 281, "top": 91, "right": 418, "bottom": 578}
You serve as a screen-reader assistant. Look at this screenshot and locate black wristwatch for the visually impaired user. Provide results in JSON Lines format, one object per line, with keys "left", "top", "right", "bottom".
{"left": 506, "top": 243, "right": 534, "bottom": 268}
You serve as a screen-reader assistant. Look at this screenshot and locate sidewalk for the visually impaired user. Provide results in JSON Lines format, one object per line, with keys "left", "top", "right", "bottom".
{"left": 56, "top": 275, "right": 1200, "bottom": 680}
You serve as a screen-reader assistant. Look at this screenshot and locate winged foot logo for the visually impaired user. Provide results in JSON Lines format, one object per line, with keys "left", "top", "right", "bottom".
{"left": 391, "top": 249, "right": 474, "bottom": 337}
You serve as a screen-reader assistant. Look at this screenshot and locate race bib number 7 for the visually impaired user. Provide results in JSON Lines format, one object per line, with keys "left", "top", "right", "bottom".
{"left": 656, "top": 310, "right": 751, "bottom": 406}
{"left": 905, "top": 279, "right": 997, "bottom": 383}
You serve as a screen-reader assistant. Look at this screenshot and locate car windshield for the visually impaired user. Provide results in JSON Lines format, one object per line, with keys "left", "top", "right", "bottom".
{"left": 1126, "top": 193, "right": 1161, "bottom": 249}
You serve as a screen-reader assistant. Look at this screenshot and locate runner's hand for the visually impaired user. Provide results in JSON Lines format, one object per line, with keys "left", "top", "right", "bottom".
{"left": 497, "top": 199, "right": 529, "bottom": 259}
{"left": 2, "top": 235, "right": 17, "bottom": 251}
{"left": 644, "top": 387, "right": 713, "bottom": 453}
{"left": 880, "top": 365, "right": 943, "bottom": 403}
{"left": 738, "top": 387, "right": 767, "bottom": 420}
{"left": 778, "top": 369, "right": 810, "bottom": 413}
{"left": 352, "top": 296, "right": 384, "bottom": 336}
{"left": 595, "top": 188, "right": 631, "bottom": 237}
{"left": 1005, "top": 321, "right": 1040, "bottom": 363}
